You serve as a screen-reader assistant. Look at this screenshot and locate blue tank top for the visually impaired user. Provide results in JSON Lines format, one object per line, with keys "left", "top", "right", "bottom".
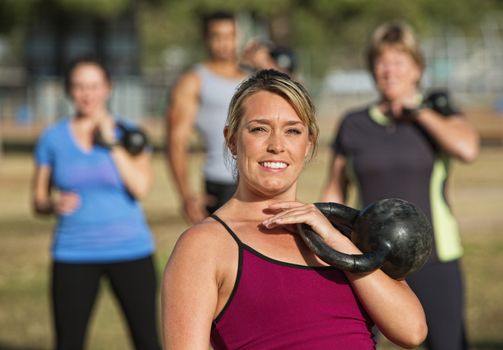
{"left": 210, "top": 215, "right": 375, "bottom": 350}
{"left": 34, "top": 118, "right": 154, "bottom": 263}
{"left": 194, "top": 65, "right": 244, "bottom": 183}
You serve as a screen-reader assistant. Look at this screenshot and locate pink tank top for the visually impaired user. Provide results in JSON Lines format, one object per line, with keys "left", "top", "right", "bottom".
{"left": 210, "top": 215, "right": 375, "bottom": 350}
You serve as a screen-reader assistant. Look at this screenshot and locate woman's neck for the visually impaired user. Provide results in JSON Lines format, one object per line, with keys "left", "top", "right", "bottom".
{"left": 380, "top": 88, "right": 419, "bottom": 105}
{"left": 75, "top": 108, "right": 111, "bottom": 120}
{"left": 73, "top": 110, "right": 111, "bottom": 127}
{"left": 222, "top": 188, "right": 297, "bottom": 222}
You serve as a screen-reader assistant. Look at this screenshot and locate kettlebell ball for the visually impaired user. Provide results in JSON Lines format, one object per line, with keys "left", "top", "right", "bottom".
{"left": 116, "top": 122, "right": 149, "bottom": 156}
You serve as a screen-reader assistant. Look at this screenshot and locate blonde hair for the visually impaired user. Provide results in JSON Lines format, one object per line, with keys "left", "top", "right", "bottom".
{"left": 225, "top": 69, "right": 319, "bottom": 161}
{"left": 367, "top": 21, "right": 425, "bottom": 77}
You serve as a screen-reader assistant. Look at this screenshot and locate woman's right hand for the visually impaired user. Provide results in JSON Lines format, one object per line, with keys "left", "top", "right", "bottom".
{"left": 263, "top": 201, "right": 359, "bottom": 254}
{"left": 263, "top": 202, "right": 333, "bottom": 238}
{"left": 54, "top": 192, "right": 81, "bottom": 215}
{"left": 386, "top": 96, "right": 420, "bottom": 120}
{"left": 94, "top": 116, "right": 118, "bottom": 147}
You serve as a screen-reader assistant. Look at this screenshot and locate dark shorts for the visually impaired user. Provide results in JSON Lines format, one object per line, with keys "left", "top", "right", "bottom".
{"left": 407, "top": 259, "right": 467, "bottom": 350}
{"left": 205, "top": 180, "right": 237, "bottom": 214}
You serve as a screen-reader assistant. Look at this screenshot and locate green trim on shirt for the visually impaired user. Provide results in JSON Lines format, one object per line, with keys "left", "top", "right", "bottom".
{"left": 368, "top": 95, "right": 424, "bottom": 126}
{"left": 430, "top": 155, "right": 463, "bottom": 261}
{"left": 368, "top": 105, "right": 392, "bottom": 126}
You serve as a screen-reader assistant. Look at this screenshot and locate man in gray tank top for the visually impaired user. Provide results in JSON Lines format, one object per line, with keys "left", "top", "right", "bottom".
{"left": 166, "top": 11, "right": 247, "bottom": 224}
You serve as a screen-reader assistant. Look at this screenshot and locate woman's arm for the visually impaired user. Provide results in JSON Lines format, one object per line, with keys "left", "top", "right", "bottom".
{"left": 322, "top": 225, "right": 427, "bottom": 348}
{"left": 96, "top": 117, "right": 154, "bottom": 199}
{"left": 32, "top": 165, "right": 54, "bottom": 215}
{"left": 264, "top": 202, "right": 427, "bottom": 349}
{"left": 32, "top": 165, "right": 80, "bottom": 216}
{"left": 345, "top": 269, "right": 426, "bottom": 348}
{"left": 109, "top": 148, "right": 153, "bottom": 199}
{"left": 415, "top": 109, "right": 480, "bottom": 162}
{"left": 320, "top": 153, "right": 348, "bottom": 203}
{"left": 161, "top": 226, "right": 220, "bottom": 350}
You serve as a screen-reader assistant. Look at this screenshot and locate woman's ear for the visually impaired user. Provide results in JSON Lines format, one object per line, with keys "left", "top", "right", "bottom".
{"left": 224, "top": 127, "right": 237, "bottom": 155}
{"left": 305, "top": 136, "right": 313, "bottom": 159}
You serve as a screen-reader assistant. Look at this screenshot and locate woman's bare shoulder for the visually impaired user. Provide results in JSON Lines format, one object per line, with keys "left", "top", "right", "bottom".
{"left": 171, "top": 217, "right": 235, "bottom": 257}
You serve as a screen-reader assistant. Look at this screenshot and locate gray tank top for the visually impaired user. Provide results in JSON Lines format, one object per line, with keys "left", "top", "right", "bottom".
{"left": 194, "top": 64, "right": 244, "bottom": 183}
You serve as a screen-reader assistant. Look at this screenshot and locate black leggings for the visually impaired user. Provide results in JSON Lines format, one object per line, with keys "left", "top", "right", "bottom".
{"left": 407, "top": 259, "right": 467, "bottom": 350}
{"left": 51, "top": 256, "right": 161, "bottom": 350}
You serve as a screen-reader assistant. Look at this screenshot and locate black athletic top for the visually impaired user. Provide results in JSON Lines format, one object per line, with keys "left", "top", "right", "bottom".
{"left": 332, "top": 104, "right": 463, "bottom": 263}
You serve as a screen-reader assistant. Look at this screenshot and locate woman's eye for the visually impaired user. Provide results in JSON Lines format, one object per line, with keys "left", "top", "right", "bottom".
{"left": 286, "top": 128, "right": 302, "bottom": 135}
{"left": 250, "top": 126, "right": 267, "bottom": 133}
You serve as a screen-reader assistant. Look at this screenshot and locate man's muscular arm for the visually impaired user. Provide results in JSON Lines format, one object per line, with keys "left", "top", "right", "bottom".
{"left": 166, "top": 71, "right": 207, "bottom": 224}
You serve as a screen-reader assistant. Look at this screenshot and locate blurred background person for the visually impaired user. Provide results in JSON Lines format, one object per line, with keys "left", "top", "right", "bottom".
{"left": 165, "top": 11, "right": 247, "bottom": 224}
{"left": 321, "top": 21, "right": 480, "bottom": 350}
{"left": 31, "top": 56, "right": 161, "bottom": 350}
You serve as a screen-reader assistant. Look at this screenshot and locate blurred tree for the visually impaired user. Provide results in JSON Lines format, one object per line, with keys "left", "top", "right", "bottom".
{"left": 0, "top": 0, "right": 36, "bottom": 33}
{"left": 0, "top": 0, "right": 140, "bottom": 35}
{"left": 2, "top": 0, "right": 503, "bottom": 76}
{"left": 54, "top": 0, "right": 131, "bottom": 17}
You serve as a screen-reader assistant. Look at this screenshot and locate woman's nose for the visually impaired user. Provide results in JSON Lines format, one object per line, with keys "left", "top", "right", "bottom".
{"left": 266, "top": 132, "right": 285, "bottom": 153}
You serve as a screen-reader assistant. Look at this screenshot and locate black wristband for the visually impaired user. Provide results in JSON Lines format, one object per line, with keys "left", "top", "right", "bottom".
{"left": 401, "top": 106, "right": 422, "bottom": 121}
{"left": 105, "top": 140, "right": 121, "bottom": 149}
{"left": 36, "top": 201, "right": 55, "bottom": 215}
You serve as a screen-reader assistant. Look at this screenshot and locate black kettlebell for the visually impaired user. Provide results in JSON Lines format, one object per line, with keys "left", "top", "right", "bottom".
{"left": 94, "top": 121, "right": 149, "bottom": 156}
{"left": 116, "top": 122, "right": 149, "bottom": 156}
{"left": 400, "top": 89, "right": 458, "bottom": 120}
{"left": 423, "top": 89, "right": 457, "bottom": 116}
{"left": 297, "top": 198, "right": 433, "bottom": 280}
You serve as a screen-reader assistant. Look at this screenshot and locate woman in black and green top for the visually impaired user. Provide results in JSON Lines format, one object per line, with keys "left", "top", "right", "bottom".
{"left": 322, "top": 21, "right": 479, "bottom": 350}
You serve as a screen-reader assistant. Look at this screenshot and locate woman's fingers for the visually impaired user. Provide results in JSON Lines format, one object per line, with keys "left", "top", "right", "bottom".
{"left": 263, "top": 201, "right": 344, "bottom": 242}
{"left": 264, "top": 204, "right": 325, "bottom": 230}
{"left": 263, "top": 203, "right": 313, "bottom": 225}
{"left": 55, "top": 192, "right": 80, "bottom": 215}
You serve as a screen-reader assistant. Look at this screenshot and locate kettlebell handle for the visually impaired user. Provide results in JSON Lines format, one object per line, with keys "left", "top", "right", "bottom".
{"left": 297, "top": 222, "right": 392, "bottom": 273}
{"left": 314, "top": 202, "right": 359, "bottom": 234}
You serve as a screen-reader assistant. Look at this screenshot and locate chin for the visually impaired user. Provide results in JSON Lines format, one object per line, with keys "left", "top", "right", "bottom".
{"left": 257, "top": 182, "right": 293, "bottom": 198}
{"left": 381, "top": 90, "right": 403, "bottom": 101}
{"left": 77, "top": 106, "right": 98, "bottom": 116}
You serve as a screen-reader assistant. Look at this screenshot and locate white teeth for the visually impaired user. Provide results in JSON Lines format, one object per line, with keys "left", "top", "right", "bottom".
{"left": 262, "top": 161, "right": 287, "bottom": 169}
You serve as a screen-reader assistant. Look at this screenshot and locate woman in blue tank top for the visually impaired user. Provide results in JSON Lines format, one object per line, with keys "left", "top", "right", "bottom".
{"left": 32, "top": 56, "right": 160, "bottom": 350}
{"left": 162, "top": 69, "right": 427, "bottom": 349}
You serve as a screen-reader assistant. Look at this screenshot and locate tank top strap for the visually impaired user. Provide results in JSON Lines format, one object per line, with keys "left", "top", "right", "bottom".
{"left": 210, "top": 214, "right": 243, "bottom": 246}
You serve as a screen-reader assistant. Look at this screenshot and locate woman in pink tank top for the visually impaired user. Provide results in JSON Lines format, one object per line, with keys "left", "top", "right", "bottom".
{"left": 162, "top": 69, "right": 427, "bottom": 349}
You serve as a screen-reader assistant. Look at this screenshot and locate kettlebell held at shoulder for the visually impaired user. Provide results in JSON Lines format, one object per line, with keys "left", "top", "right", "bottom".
{"left": 423, "top": 89, "right": 458, "bottom": 116}
{"left": 297, "top": 198, "right": 433, "bottom": 280}
{"left": 115, "top": 122, "right": 150, "bottom": 156}
{"left": 93, "top": 121, "right": 150, "bottom": 156}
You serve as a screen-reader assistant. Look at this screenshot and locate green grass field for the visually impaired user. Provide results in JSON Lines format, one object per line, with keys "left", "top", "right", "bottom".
{"left": 1, "top": 147, "right": 502, "bottom": 349}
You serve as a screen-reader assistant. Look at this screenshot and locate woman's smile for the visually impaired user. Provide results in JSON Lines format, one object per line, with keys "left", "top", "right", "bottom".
{"left": 259, "top": 160, "right": 289, "bottom": 171}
